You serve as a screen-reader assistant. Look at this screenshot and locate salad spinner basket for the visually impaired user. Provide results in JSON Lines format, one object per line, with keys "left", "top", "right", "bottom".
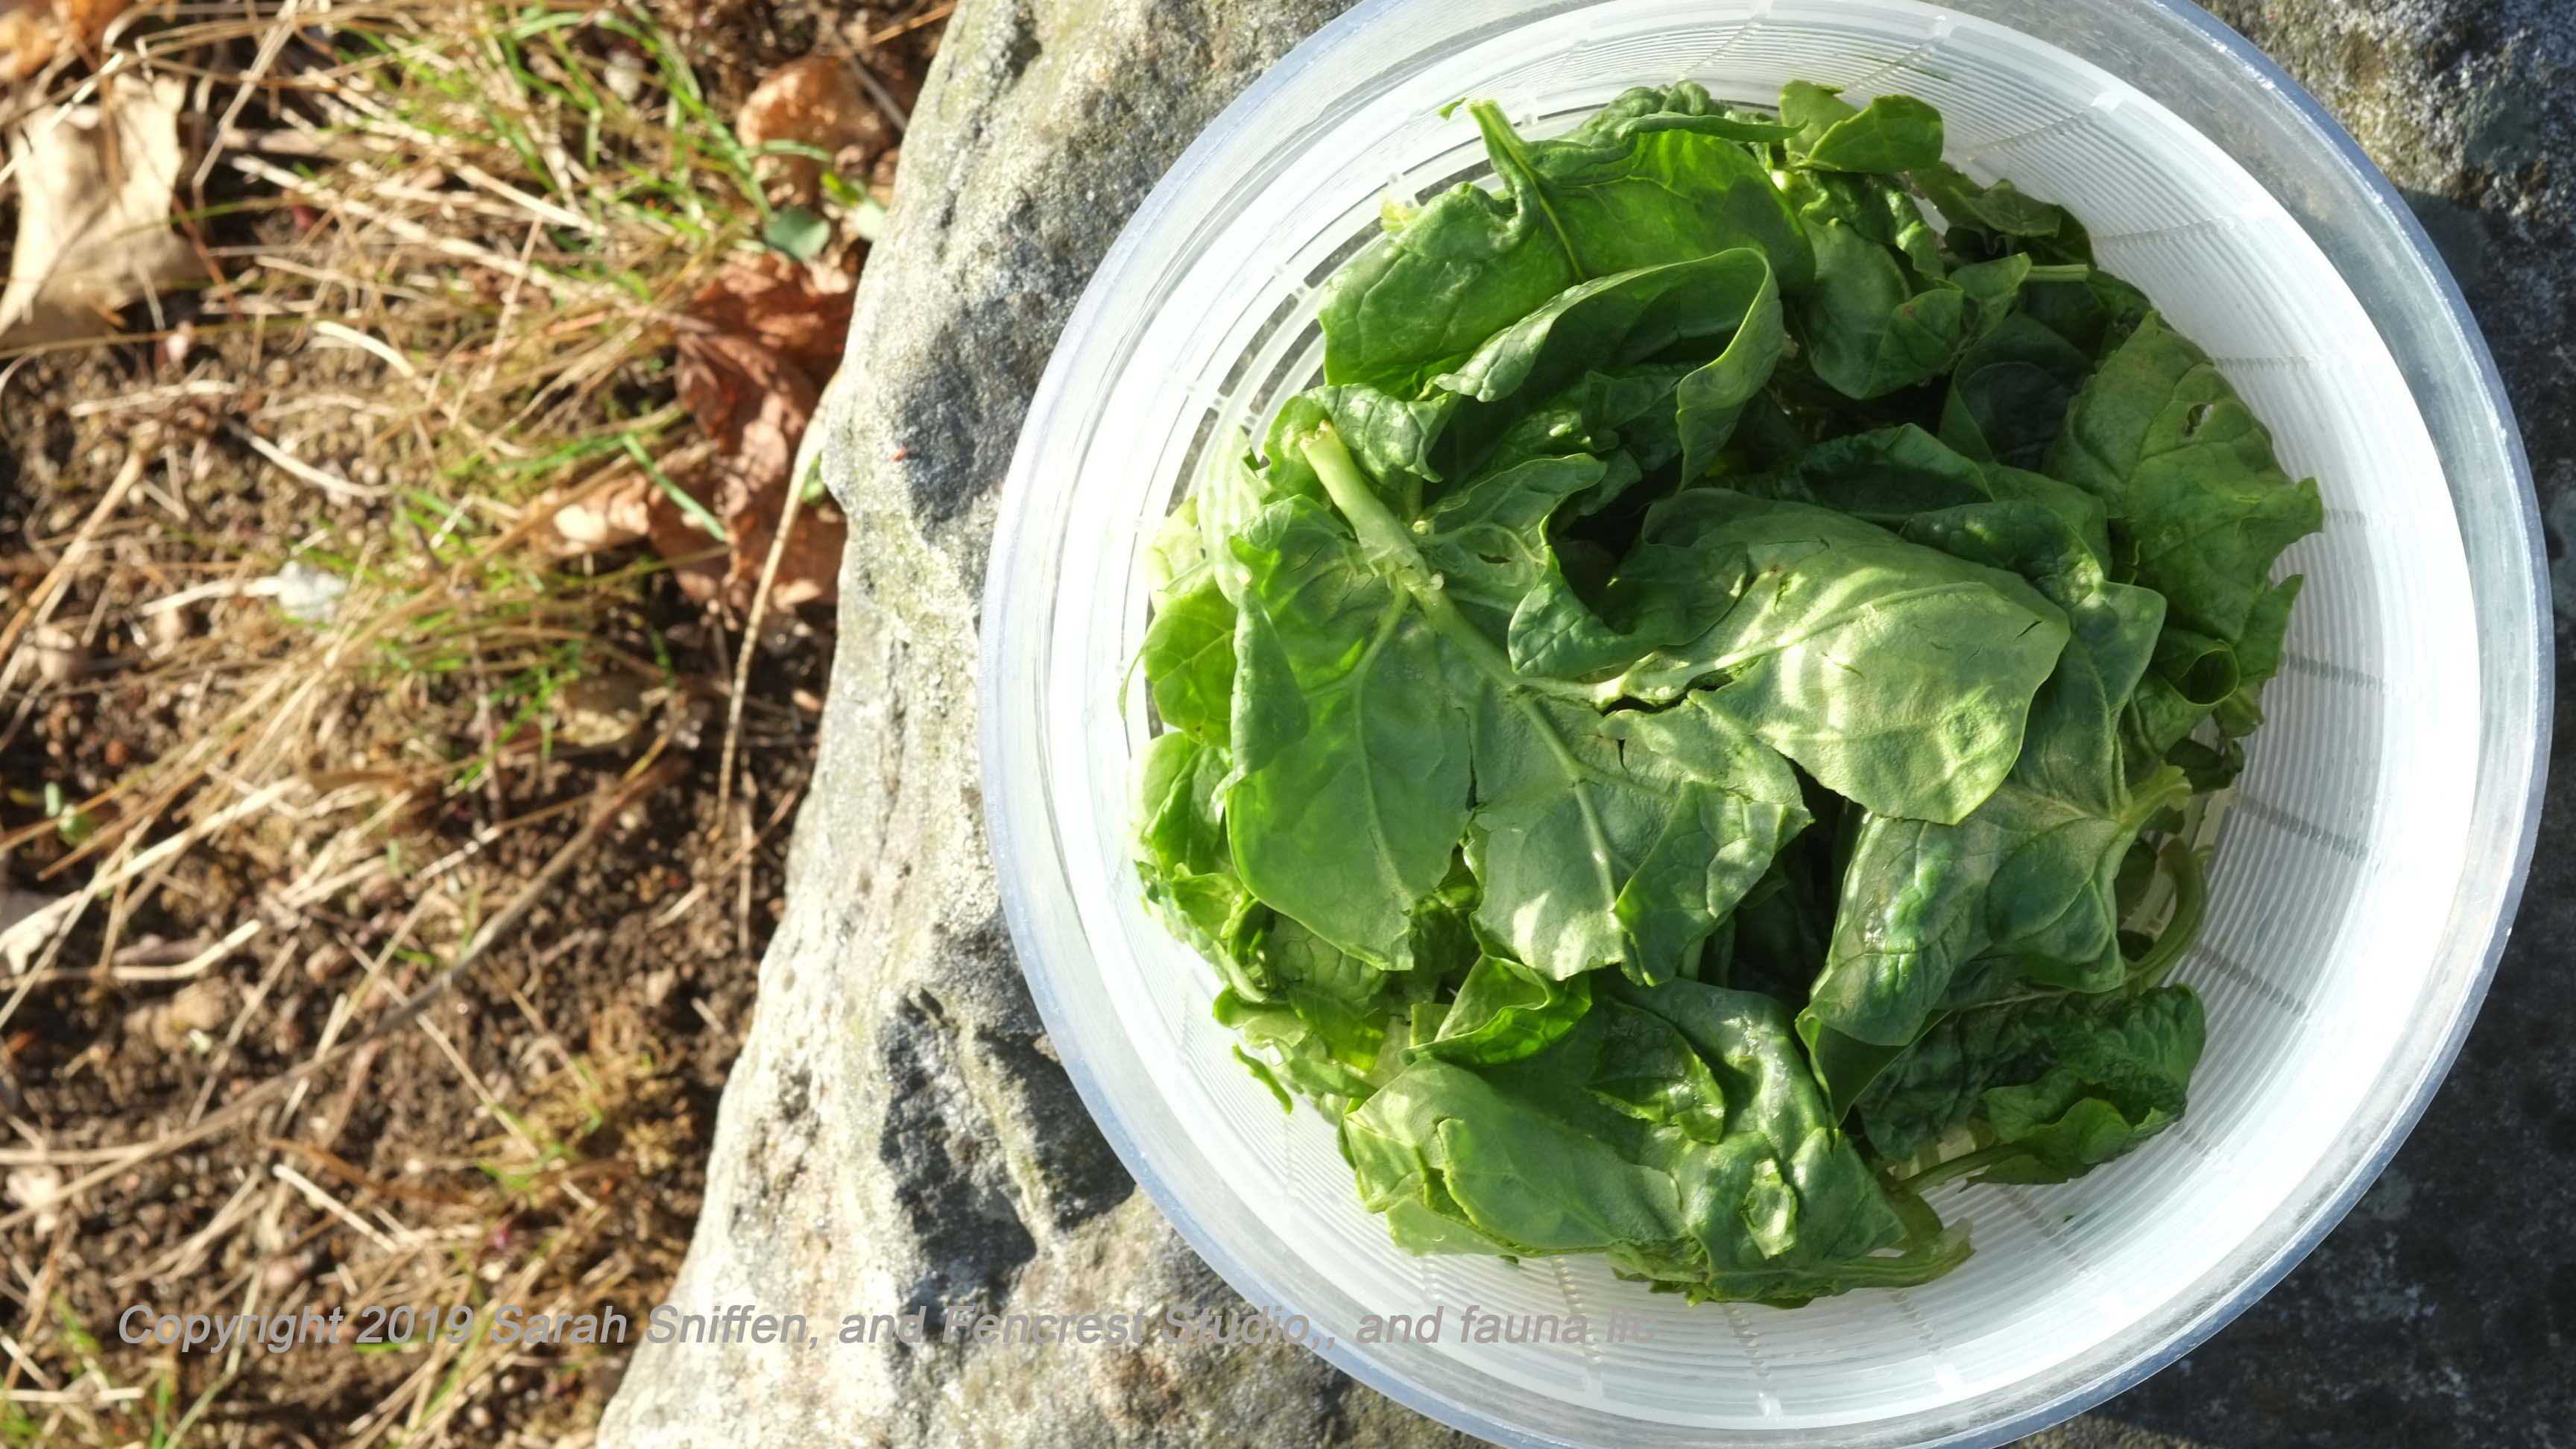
{"left": 979, "top": 0, "right": 2548, "bottom": 1443}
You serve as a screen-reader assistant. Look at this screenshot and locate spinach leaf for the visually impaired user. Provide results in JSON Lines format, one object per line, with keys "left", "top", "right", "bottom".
{"left": 1315, "top": 165, "right": 1581, "bottom": 396}
{"left": 1415, "top": 452, "right": 1609, "bottom": 611}
{"left": 1223, "top": 496, "right": 1474, "bottom": 967}
{"left": 1504, "top": 539, "right": 1749, "bottom": 681}
{"left": 1464, "top": 692, "right": 1811, "bottom": 984}
{"left": 2018, "top": 266, "right": 2153, "bottom": 359}
{"left": 1794, "top": 220, "right": 1967, "bottom": 399}
{"left": 1738, "top": 422, "right": 2108, "bottom": 560}
{"left": 1133, "top": 733, "right": 1260, "bottom": 989}
{"left": 1803, "top": 502, "right": 2184, "bottom": 1099}
{"left": 1851, "top": 1002, "right": 2040, "bottom": 1161}
{"left": 2214, "top": 574, "right": 2303, "bottom": 738}
{"left": 1602, "top": 491, "right": 2071, "bottom": 824}
{"left": 1469, "top": 92, "right": 1813, "bottom": 288}
{"left": 1673, "top": 257, "right": 1786, "bottom": 482}
{"left": 2126, "top": 627, "right": 2241, "bottom": 762}
{"left": 1317, "top": 86, "right": 1812, "bottom": 395}
{"left": 1433, "top": 252, "right": 1781, "bottom": 446}
{"left": 1779, "top": 82, "right": 1945, "bottom": 175}
{"left": 1939, "top": 314, "right": 2097, "bottom": 470}
{"left": 1344, "top": 979, "right": 1965, "bottom": 1304}
{"left": 1897, "top": 987, "right": 2207, "bottom": 1188}
{"left": 1140, "top": 572, "right": 1237, "bottom": 745}
{"left": 2050, "top": 313, "right": 2325, "bottom": 641}
{"left": 1146, "top": 493, "right": 1206, "bottom": 607}
{"left": 1480, "top": 360, "right": 1695, "bottom": 509}
{"left": 1913, "top": 161, "right": 2088, "bottom": 264}
{"left": 1412, "top": 950, "right": 1594, "bottom": 1064}
{"left": 1782, "top": 168, "right": 1945, "bottom": 282}
{"left": 1216, "top": 915, "right": 1441, "bottom": 1112}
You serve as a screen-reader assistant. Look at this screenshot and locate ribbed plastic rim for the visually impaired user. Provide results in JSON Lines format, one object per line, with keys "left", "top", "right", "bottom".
{"left": 976, "top": 1, "right": 2548, "bottom": 1444}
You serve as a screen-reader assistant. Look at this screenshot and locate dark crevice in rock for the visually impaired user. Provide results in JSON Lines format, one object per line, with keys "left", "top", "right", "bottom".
{"left": 973, "top": 1025, "right": 1136, "bottom": 1231}
{"left": 877, "top": 988, "right": 1038, "bottom": 1333}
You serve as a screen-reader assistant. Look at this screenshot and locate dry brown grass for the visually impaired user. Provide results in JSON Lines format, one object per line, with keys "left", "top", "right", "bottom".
{"left": 0, "top": 1, "right": 936, "bottom": 1443}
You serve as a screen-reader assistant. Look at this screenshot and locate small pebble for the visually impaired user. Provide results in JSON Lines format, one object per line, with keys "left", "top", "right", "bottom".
{"left": 167, "top": 979, "right": 234, "bottom": 1034}
{"left": 31, "top": 627, "right": 86, "bottom": 685}
{"left": 304, "top": 942, "right": 349, "bottom": 984}
{"left": 148, "top": 606, "right": 193, "bottom": 650}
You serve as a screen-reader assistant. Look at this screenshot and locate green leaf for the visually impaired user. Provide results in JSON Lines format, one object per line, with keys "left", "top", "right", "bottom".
{"left": 1784, "top": 85, "right": 1944, "bottom": 174}
{"left": 1673, "top": 255, "right": 1786, "bottom": 481}
{"left": 763, "top": 204, "right": 832, "bottom": 259}
{"left": 1344, "top": 979, "right": 1964, "bottom": 1304}
{"left": 1417, "top": 952, "right": 1594, "bottom": 1065}
{"left": 1806, "top": 505, "right": 2185, "bottom": 1056}
{"left": 1315, "top": 160, "right": 1582, "bottom": 395}
{"left": 2018, "top": 267, "right": 2153, "bottom": 358}
{"left": 1223, "top": 498, "right": 1474, "bottom": 967}
{"left": 1852, "top": 1004, "right": 2040, "bottom": 1161}
{"left": 1796, "top": 221, "right": 1968, "bottom": 399}
{"left": 1504, "top": 539, "right": 1749, "bottom": 681}
{"left": 1318, "top": 86, "right": 1811, "bottom": 394}
{"left": 1472, "top": 89, "right": 1813, "bottom": 288}
{"left": 2214, "top": 574, "right": 2303, "bottom": 738}
{"left": 1606, "top": 492, "right": 2071, "bottom": 824}
{"left": 1415, "top": 453, "right": 1608, "bottom": 608}
{"left": 1431, "top": 253, "right": 1781, "bottom": 426}
{"left": 1914, "top": 161, "right": 2086, "bottom": 263}
{"left": 1463, "top": 692, "right": 1810, "bottom": 982}
{"left": 1939, "top": 314, "right": 2096, "bottom": 469}
{"left": 1140, "top": 572, "right": 1236, "bottom": 745}
{"left": 1216, "top": 915, "right": 1438, "bottom": 1112}
{"left": 2049, "top": 313, "right": 2325, "bottom": 641}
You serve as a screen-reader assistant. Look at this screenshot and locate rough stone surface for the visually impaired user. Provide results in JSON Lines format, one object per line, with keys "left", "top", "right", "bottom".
{"left": 2047, "top": 4, "right": 2576, "bottom": 1445}
{"left": 602, "top": 2, "right": 2576, "bottom": 1446}
{"left": 593, "top": 2, "right": 1464, "bottom": 1446}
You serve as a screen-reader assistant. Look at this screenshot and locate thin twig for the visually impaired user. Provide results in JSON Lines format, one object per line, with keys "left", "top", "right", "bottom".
{"left": 715, "top": 455, "right": 807, "bottom": 825}
{"left": 868, "top": 1, "right": 954, "bottom": 45}
{"left": 845, "top": 56, "right": 911, "bottom": 133}
{"left": 222, "top": 417, "right": 385, "bottom": 503}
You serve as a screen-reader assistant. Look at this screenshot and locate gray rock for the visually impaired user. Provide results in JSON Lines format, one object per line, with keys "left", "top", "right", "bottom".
{"left": 2028, "top": 4, "right": 2576, "bottom": 1445}
{"left": 597, "top": 1, "right": 1468, "bottom": 1446}
{"left": 604, "top": 2, "right": 2576, "bottom": 1447}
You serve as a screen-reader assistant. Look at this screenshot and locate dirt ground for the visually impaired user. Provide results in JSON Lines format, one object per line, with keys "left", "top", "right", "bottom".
{"left": 0, "top": 2, "right": 944, "bottom": 1444}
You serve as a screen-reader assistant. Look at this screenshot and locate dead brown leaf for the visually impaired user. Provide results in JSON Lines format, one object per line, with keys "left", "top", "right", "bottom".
{"left": 642, "top": 454, "right": 732, "bottom": 604}
{"left": 538, "top": 473, "right": 655, "bottom": 558}
{"left": 734, "top": 55, "right": 894, "bottom": 205}
{"left": 0, "top": 0, "right": 127, "bottom": 82}
{"left": 668, "top": 331, "right": 836, "bottom": 609}
{"left": 730, "top": 498, "right": 846, "bottom": 611}
{"left": 685, "top": 252, "right": 856, "bottom": 380}
{"left": 676, "top": 330, "right": 817, "bottom": 504}
{"left": 1, "top": 72, "right": 198, "bottom": 345}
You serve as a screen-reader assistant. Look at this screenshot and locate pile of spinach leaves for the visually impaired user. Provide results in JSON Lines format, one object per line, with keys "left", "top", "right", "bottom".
{"left": 1128, "top": 80, "right": 2320, "bottom": 1307}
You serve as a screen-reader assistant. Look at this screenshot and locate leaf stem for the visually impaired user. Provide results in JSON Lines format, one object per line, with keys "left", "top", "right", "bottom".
{"left": 1843, "top": 1181, "right": 1974, "bottom": 1284}
{"left": 1466, "top": 100, "right": 1588, "bottom": 280}
{"left": 1898, "top": 1140, "right": 2025, "bottom": 1194}
{"left": 1301, "top": 422, "right": 1425, "bottom": 569}
{"left": 1299, "top": 423, "right": 1594, "bottom": 707}
{"left": 2124, "top": 840, "right": 2209, "bottom": 993}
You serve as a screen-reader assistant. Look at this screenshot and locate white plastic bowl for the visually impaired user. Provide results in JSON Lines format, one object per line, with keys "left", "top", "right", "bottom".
{"left": 979, "top": 1, "right": 2549, "bottom": 1444}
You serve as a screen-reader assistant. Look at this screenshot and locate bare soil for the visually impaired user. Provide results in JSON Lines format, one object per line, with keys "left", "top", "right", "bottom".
{"left": 0, "top": 3, "right": 945, "bottom": 1444}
